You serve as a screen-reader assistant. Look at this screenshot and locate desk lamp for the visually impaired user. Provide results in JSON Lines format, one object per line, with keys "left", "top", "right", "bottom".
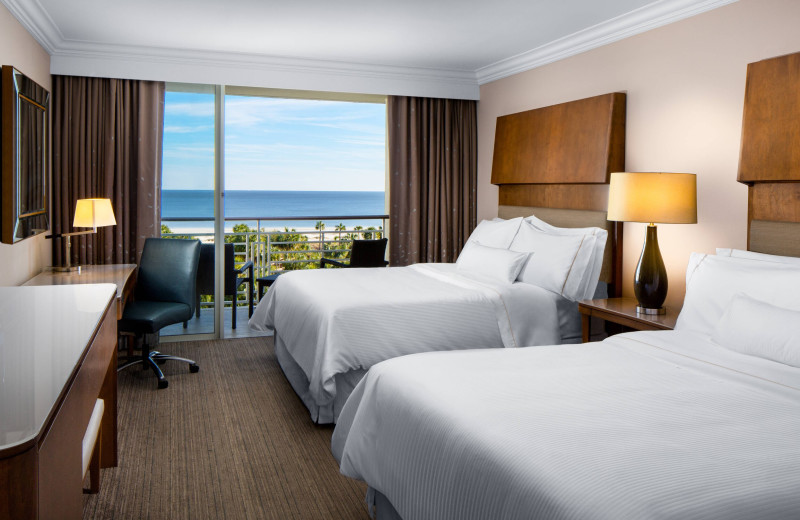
{"left": 607, "top": 172, "right": 697, "bottom": 314}
{"left": 50, "top": 198, "right": 117, "bottom": 272}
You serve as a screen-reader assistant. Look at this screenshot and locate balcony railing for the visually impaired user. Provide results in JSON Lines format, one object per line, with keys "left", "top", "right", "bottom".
{"left": 161, "top": 215, "right": 388, "bottom": 308}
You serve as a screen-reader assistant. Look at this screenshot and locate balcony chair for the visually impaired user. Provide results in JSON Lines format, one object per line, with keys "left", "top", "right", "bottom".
{"left": 191, "top": 243, "right": 254, "bottom": 329}
{"left": 320, "top": 238, "right": 389, "bottom": 268}
{"left": 118, "top": 238, "right": 201, "bottom": 389}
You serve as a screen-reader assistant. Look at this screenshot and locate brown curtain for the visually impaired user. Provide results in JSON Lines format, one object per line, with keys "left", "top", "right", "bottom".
{"left": 388, "top": 96, "right": 477, "bottom": 265}
{"left": 52, "top": 76, "right": 165, "bottom": 266}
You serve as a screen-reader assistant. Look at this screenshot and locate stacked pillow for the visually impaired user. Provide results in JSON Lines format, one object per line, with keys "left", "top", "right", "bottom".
{"left": 521, "top": 215, "right": 608, "bottom": 300}
{"left": 711, "top": 293, "right": 800, "bottom": 368}
{"left": 455, "top": 214, "right": 607, "bottom": 301}
{"left": 455, "top": 241, "right": 528, "bottom": 284}
{"left": 676, "top": 249, "right": 800, "bottom": 367}
{"left": 715, "top": 247, "right": 800, "bottom": 265}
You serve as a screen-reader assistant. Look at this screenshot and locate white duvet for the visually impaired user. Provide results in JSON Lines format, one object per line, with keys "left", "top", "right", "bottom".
{"left": 249, "top": 264, "right": 564, "bottom": 415}
{"left": 332, "top": 330, "right": 800, "bottom": 520}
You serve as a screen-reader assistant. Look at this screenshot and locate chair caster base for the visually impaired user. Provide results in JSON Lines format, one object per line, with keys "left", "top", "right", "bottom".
{"left": 190, "top": 364, "right": 200, "bottom": 373}
{"left": 158, "top": 379, "right": 169, "bottom": 389}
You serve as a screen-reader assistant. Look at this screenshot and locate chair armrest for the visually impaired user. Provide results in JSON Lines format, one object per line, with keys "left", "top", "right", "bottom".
{"left": 320, "top": 257, "right": 349, "bottom": 268}
{"left": 235, "top": 260, "right": 254, "bottom": 276}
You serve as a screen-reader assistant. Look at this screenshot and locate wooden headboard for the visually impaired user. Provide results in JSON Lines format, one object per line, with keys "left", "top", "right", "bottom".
{"left": 738, "top": 52, "right": 800, "bottom": 256}
{"left": 491, "top": 92, "right": 626, "bottom": 296}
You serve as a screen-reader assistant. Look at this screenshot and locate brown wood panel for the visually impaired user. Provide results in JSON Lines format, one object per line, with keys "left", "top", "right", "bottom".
{"left": 491, "top": 92, "right": 626, "bottom": 185}
{"left": 38, "top": 301, "right": 116, "bottom": 520}
{"left": 498, "top": 184, "right": 609, "bottom": 211}
{"left": 748, "top": 220, "right": 800, "bottom": 257}
{"left": 748, "top": 182, "right": 800, "bottom": 223}
{"left": 578, "top": 298, "right": 679, "bottom": 343}
{"left": 739, "top": 52, "right": 800, "bottom": 183}
{"left": 0, "top": 447, "right": 37, "bottom": 520}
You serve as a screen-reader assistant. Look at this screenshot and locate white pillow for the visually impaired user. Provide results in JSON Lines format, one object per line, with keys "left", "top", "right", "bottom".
{"left": 456, "top": 241, "right": 529, "bottom": 284}
{"left": 526, "top": 214, "right": 608, "bottom": 298}
{"left": 715, "top": 248, "right": 800, "bottom": 266}
{"left": 525, "top": 214, "right": 600, "bottom": 236}
{"left": 509, "top": 222, "right": 596, "bottom": 300}
{"left": 712, "top": 294, "right": 800, "bottom": 368}
{"left": 675, "top": 253, "right": 800, "bottom": 336}
{"left": 467, "top": 218, "right": 523, "bottom": 249}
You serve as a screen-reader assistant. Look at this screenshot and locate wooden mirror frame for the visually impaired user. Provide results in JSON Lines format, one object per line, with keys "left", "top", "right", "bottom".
{"left": 1, "top": 66, "right": 50, "bottom": 244}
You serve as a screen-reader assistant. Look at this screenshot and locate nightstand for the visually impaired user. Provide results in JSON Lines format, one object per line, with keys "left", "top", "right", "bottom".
{"left": 577, "top": 297, "right": 680, "bottom": 342}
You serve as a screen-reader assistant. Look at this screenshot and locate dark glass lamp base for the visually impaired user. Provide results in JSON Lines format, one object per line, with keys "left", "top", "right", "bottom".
{"left": 634, "top": 224, "right": 668, "bottom": 313}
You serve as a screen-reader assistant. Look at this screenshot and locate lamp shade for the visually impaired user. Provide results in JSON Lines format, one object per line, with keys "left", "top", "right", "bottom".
{"left": 607, "top": 172, "right": 697, "bottom": 224}
{"left": 73, "top": 198, "right": 117, "bottom": 229}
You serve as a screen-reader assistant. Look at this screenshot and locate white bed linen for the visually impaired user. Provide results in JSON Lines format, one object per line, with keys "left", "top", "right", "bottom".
{"left": 332, "top": 330, "right": 800, "bottom": 520}
{"left": 249, "top": 264, "right": 565, "bottom": 422}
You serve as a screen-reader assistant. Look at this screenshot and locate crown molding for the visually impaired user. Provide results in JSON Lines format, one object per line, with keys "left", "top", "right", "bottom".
{"left": 4, "top": 0, "right": 736, "bottom": 98}
{"left": 50, "top": 42, "right": 481, "bottom": 99}
{"left": 476, "top": 0, "right": 739, "bottom": 85}
{"left": 1, "top": 0, "right": 63, "bottom": 53}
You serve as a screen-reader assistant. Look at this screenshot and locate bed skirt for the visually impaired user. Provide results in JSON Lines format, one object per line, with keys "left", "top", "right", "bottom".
{"left": 273, "top": 333, "right": 366, "bottom": 424}
{"left": 369, "top": 488, "right": 403, "bottom": 520}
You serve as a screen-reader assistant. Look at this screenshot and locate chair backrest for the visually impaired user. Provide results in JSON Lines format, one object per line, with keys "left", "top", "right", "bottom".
{"left": 136, "top": 238, "right": 201, "bottom": 307}
{"left": 196, "top": 243, "right": 237, "bottom": 296}
{"left": 349, "top": 239, "right": 388, "bottom": 267}
{"left": 196, "top": 243, "right": 215, "bottom": 295}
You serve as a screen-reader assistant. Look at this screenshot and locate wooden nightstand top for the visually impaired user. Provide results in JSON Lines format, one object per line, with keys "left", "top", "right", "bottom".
{"left": 578, "top": 297, "right": 680, "bottom": 332}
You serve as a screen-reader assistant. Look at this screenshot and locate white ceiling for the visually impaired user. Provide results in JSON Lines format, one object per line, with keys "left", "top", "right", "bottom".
{"left": 3, "top": 0, "right": 736, "bottom": 98}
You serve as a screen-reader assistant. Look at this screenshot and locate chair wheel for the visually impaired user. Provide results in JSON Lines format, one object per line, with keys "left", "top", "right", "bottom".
{"left": 190, "top": 364, "right": 200, "bottom": 373}
{"left": 158, "top": 379, "right": 169, "bottom": 389}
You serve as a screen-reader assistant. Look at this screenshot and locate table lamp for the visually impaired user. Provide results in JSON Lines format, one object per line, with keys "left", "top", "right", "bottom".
{"left": 49, "top": 198, "right": 117, "bottom": 272}
{"left": 607, "top": 172, "right": 697, "bottom": 314}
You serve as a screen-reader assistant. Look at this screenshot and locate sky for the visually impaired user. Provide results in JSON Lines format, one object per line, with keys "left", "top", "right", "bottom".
{"left": 162, "top": 91, "right": 386, "bottom": 191}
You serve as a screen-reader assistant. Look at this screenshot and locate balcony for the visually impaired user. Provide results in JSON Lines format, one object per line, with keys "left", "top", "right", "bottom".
{"left": 160, "top": 214, "right": 388, "bottom": 338}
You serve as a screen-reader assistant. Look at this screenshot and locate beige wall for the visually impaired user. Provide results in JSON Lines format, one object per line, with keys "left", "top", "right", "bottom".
{"left": 0, "top": 3, "right": 52, "bottom": 286}
{"left": 478, "top": 0, "right": 800, "bottom": 308}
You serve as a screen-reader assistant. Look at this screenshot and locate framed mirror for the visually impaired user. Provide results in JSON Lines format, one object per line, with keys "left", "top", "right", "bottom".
{"left": 1, "top": 66, "right": 49, "bottom": 244}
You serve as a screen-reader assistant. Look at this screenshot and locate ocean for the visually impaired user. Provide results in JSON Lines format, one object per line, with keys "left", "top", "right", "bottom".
{"left": 161, "top": 190, "right": 386, "bottom": 232}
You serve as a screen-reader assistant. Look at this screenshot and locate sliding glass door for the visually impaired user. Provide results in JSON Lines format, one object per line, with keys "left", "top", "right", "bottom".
{"left": 161, "top": 83, "right": 387, "bottom": 340}
{"left": 160, "top": 84, "right": 220, "bottom": 338}
{"left": 222, "top": 87, "right": 387, "bottom": 287}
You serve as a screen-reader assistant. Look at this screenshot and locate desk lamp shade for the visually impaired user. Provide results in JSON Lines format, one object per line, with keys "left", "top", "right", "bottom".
{"left": 52, "top": 198, "right": 117, "bottom": 272}
{"left": 73, "top": 198, "right": 117, "bottom": 230}
{"left": 608, "top": 172, "right": 697, "bottom": 314}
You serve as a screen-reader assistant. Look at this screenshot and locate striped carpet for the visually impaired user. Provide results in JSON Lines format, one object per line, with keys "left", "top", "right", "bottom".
{"left": 83, "top": 337, "right": 369, "bottom": 519}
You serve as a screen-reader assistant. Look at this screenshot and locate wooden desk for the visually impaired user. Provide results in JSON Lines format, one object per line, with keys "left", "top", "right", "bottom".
{"left": 0, "top": 285, "right": 118, "bottom": 520}
{"left": 24, "top": 264, "right": 137, "bottom": 319}
{"left": 578, "top": 297, "right": 679, "bottom": 343}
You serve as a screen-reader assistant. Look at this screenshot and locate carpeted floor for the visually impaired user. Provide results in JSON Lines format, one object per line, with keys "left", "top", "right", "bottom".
{"left": 83, "top": 337, "right": 370, "bottom": 520}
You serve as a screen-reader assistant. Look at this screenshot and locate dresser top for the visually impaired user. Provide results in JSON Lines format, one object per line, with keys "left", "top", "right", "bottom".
{"left": 0, "top": 284, "right": 116, "bottom": 451}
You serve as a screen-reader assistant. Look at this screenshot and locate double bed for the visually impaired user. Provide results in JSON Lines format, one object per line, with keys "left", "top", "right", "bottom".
{"left": 249, "top": 93, "right": 627, "bottom": 424}
{"left": 249, "top": 209, "right": 617, "bottom": 423}
{"left": 331, "top": 248, "right": 800, "bottom": 520}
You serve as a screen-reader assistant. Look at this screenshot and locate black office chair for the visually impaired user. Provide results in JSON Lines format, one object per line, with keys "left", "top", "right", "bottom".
{"left": 118, "top": 238, "right": 201, "bottom": 389}
{"left": 190, "top": 243, "right": 254, "bottom": 329}
{"left": 320, "top": 238, "right": 389, "bottom": 268}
